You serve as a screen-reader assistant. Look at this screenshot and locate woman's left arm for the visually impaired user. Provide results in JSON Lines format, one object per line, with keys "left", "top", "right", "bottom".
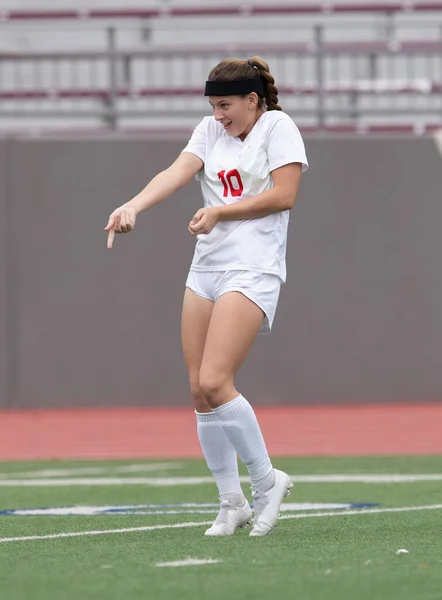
{"left": 188, "top": 163, "right": 303, "bottom": 235}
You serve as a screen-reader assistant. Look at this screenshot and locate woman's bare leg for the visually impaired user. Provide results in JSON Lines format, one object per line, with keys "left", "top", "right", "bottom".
{"left": 198, "top": 291, "right": 293, "bottom": 536}
{"left": 181, "top": 288, "right": 244, "bottom": 512}
{"left": 181, "top": 287, "right": 213, "bottom": 413}
{"left": 198, "top": 291, "right": 264, "bottom": 408}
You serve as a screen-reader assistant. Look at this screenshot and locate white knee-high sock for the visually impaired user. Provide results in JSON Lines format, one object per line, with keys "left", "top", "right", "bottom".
{"left": 196, "top": 411, "right": 243, "bottom": 503}
{"left": 212, "top": 395, "right": 275, "bottom": 492}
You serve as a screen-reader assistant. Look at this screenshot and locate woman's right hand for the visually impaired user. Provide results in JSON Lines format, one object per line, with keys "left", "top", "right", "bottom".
{"left": 104, "top": 205, "right": 137, "bottom": 249}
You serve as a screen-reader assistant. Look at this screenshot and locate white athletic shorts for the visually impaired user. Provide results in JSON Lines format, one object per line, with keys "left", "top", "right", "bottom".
{"left": 185, "top": 270, "right": 281, "bottom": 334}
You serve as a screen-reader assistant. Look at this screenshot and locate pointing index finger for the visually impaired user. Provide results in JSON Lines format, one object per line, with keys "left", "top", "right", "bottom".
{"left": 107, "top": 228, "right": 116, "bottom": 249}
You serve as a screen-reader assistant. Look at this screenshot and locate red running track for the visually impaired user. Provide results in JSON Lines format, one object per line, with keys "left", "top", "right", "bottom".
{"left": 0, "top": 404, "right": 441, "bottom": 461}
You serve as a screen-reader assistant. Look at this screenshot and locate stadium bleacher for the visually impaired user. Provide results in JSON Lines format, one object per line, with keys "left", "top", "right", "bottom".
{"left": 0, "top": 2, "right": 441, "bottom": 132}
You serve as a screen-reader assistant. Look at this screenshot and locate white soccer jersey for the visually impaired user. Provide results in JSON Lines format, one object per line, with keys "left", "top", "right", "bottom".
{"left": 182, "top": 110, "right": 309, "bottom": 282}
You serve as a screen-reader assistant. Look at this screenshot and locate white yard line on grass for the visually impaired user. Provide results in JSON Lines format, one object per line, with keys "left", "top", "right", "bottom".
{"left": 0, "top": 520, "right": 213, "bottom": 543}
{"left": 1, "top": 504, "right": 441, "bottom": 544}
{"left": 289, "top": 474, "right": 442, "bottom": 483}
{"left": 279, "top": 504, "right": 442, "bottom": 520}
{"left": 0, "top": 462, "right": 183, "bottom": 479}
{"left": 5, "top": 502, "right": 360, "bottom": 517}
{"left": 156, "top": 558, "right": 222, "bottom": 567}
{"left": 1, "top": 473, "right": 442, "bottom": 487}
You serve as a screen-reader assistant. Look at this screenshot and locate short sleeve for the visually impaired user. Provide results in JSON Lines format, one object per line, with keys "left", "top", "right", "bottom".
{"left": 267, "top": 114, "right": 309, "bottom": 173}
{"left": 181, "top": 118, "right": 208, "bottom": 164}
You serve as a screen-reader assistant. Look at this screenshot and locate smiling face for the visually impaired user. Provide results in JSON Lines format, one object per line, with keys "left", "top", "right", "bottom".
{"left": 209, "top": 93, "right": 263, "bottom": 141}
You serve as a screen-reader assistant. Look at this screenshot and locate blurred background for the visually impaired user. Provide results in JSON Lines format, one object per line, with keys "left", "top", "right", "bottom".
{"left": 1, "top": 0, "right": 442, "bottom": 410}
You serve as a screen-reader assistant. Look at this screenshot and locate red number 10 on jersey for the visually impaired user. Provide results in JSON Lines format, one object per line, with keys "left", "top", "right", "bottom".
{"left": 218, "top": 169, "right": 244, "bottom": 198}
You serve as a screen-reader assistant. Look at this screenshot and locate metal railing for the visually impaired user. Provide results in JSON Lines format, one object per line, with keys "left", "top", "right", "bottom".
{"left": 1, "top": 3, "right": 442, "bottom": 19}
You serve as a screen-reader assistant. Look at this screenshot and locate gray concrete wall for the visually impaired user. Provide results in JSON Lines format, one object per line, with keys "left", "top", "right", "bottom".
{"left": 247, "top": 136, "right": 442, "bottom": 405}
{"left": 1, "top": 134, "right": 441, "bottom": 408}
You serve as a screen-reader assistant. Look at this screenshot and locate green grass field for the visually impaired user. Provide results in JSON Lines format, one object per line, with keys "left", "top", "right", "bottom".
{"left": 0, "top": 456, "right": 441, "bottom": 600}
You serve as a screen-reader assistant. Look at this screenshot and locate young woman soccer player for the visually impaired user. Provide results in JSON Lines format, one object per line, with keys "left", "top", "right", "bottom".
{"left": 105, "top": 57, "right": 309, "bottom": 536}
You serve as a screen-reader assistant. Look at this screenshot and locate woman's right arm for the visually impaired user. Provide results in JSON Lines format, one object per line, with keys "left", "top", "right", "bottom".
{"left": 105, "top": 152, "right": 203, "bottom": 249}
{"left": 126, "top": 152, "right": 203, "bottom": 214}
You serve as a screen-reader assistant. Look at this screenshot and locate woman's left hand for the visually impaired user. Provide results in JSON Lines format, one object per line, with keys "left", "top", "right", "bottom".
{"left": 188, "top": 207, "right": 220, "bottom": 236}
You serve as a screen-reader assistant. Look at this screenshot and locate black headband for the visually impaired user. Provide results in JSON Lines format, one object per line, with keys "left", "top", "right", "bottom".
{"left": 204, "top": 78, "right": 265, "bottom": 97}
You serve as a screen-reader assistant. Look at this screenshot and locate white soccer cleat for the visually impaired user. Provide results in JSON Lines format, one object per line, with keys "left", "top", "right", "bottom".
{"left": 204, "top": 496, "right": 252, "bottom": 536}
{"left": 249, "top": 469, "right": 294, "bottom": 537}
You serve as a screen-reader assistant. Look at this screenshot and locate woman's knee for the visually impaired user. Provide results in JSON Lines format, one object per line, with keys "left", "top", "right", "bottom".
{"left": 190, "top": 380, "right": 212, "bottom": 413}
{"left": 198, "top": 369, "right": 233, "bottom": 406}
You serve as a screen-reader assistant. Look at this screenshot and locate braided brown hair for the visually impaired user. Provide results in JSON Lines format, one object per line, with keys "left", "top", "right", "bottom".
{"left": 207, "top": 56, "right": 282, "bottom": 112}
